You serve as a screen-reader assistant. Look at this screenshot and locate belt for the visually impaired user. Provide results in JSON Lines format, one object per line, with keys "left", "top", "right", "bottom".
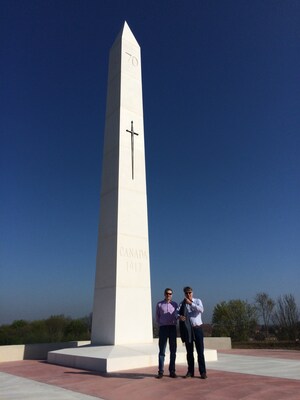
{"left": 192, "top": 325, "right": 202, "bottom": 329}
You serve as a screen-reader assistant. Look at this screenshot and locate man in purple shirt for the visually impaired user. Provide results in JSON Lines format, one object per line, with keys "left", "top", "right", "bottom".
{"left": 155, "top": 288, "right": 178, "bottom": 378}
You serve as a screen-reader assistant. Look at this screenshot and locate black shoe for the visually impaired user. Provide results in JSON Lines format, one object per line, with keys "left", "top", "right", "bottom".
{"left": 200, "top": 373, "right": 207, "bottom": 379}
{"left": 183, "top": 372, "right": 194, "bottom": 378}
{"left": 169, "top": 372, "right": 177, "bottom": 378}
{"left": 156, "top": 372, "right": 163, "bottom": 379}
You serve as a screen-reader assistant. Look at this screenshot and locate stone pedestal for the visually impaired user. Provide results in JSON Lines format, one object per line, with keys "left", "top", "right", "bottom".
{"left": 48, "top": 342, "right": 217, "bottom": 373}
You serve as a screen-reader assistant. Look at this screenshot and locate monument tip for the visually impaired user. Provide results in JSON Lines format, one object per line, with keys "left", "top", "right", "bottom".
{"left": 113, "top": 20, "right": 139, "bottom": 46}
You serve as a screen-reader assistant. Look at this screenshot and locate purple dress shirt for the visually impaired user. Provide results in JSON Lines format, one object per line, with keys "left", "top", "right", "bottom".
{"left": 156, "top": 300, "right": 178, "bottom": 326}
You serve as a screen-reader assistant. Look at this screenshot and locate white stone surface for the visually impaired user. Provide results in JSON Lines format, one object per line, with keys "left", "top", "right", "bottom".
{"left": 207, "top": 353, "right": 300, "bottom": 380}
{"left": 48, "top": 343, "right": 217, "bottom": 373}
{"left": 91, "top": 22, "right": 152, "bottom": 345}
{"left": 0, "top": 372, "right": 101, "bottom": 399}
{"left": 0, "top": 338, "right": 229, "bottom": 362}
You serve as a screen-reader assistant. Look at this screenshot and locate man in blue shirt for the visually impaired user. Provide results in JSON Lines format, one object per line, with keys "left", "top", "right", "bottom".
{"left": 155, "top": 288, "right": 178, "bottom": 378}
{"left": 178, "top": 286, "right": 207, "bottom": 379}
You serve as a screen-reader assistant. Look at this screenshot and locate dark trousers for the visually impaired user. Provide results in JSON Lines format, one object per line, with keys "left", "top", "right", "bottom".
{"left": 185, "top": 326, "right": 206, "bottom": 375}
{"left": 158, "top": 325, "right": 177, "bottom": 373}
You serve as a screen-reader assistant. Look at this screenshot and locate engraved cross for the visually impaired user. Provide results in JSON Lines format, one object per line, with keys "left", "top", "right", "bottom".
{"left": 126, "top": 121, "right": 139, "bottom": 180}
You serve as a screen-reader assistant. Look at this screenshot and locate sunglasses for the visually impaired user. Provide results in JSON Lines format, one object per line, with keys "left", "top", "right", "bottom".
{"left": 165, "top": 292, "right": 173, "bottom": 295}
{"left": 185, "top": 291, "right": 192, "bottom": 294}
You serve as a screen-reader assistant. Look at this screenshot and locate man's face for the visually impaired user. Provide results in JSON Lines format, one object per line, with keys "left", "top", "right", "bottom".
{"left": 185, "top": 290, "right": 193, "bottom": 301}
{"left": 165, "top": 290, "right": 173, "bottom": 301}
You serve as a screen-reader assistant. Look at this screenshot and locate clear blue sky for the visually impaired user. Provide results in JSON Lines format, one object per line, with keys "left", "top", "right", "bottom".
{"left": 1, "top": 0, "right": 299, "bottom": 325}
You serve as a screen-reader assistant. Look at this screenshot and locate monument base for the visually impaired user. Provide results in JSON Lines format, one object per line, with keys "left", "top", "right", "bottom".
{"left": 47, "top": 341, "right": 217, "bottom": 373}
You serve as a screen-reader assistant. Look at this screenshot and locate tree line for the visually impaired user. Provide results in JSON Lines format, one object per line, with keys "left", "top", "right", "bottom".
{"left": 211, "top": 292, "right": 300, "bottom": 342}
{"left": 0, "top": 314, "right": 92, "bottom": 345}
{"left": 1, "top": 292, "right": 299, "bottom": 345}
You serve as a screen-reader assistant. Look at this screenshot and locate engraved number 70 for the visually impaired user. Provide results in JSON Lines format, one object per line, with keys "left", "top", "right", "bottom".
{"left": 125, "top": 52, "right": 138, "bottom": 67}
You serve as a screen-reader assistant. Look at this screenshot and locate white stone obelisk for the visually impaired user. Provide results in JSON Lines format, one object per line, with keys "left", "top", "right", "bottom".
{"left": 47, "top": 23, "right": 218, "bottom": 371}
{"left": 91, "top": 22, "right": 153, "bottom": 345}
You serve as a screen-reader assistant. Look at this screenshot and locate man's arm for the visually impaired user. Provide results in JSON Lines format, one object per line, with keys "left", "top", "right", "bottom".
{"left": 155, "top": 302, "right": 160, "bottom": 324}
{"left": 190, "top": 298, "right": 204, "bottom": 313}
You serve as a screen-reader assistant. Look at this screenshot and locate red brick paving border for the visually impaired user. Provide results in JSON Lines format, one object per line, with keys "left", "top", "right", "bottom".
{"left": 0, "top": 349, "right": 300, "bottom": 400}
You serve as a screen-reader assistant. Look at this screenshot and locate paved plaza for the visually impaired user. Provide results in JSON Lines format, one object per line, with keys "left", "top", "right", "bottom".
{"left": 0, "top": 349, "right": 299, "bottom": 399}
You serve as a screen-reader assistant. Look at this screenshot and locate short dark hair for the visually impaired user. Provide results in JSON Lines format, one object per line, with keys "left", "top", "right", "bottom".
{"left": 164, "top": 288, "right": 173, "bottom": 294}
{"left": 183, "top": 286, "right": 192, "bottom": 293}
